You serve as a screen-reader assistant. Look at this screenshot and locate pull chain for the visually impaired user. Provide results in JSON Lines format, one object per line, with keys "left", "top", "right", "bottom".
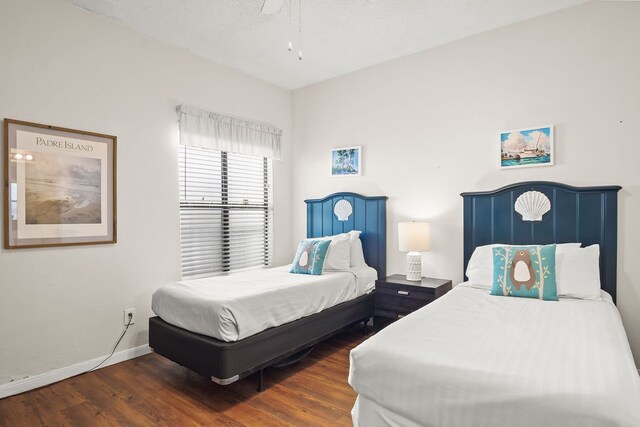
{"left": 298, "top": 0, "right": 303, "bottom": 61}
{"left": 287, "top": 0, "right": 293, "bottom": 52}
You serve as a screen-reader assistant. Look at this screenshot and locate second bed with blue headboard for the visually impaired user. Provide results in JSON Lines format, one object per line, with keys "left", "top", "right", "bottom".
{"left": 149, "top": 192, "right": 387, "bottom": 392}
{"left": 461, "top": 181, "right": 621, "bottom": 302}
{"left": 349, "top": 181, "right": 640, "bottom": 426}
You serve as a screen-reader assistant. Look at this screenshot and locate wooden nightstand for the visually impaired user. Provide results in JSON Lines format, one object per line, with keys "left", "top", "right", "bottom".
{"left": 374, "top": 274, "right": 452, "bottom": 331}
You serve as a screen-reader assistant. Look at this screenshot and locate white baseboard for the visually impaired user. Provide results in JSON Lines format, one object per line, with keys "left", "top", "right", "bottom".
{"left": 0, "top": 344, "right": 151, "bottom": 399}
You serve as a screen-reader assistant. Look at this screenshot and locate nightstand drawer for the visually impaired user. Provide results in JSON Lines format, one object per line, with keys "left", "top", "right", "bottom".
{"left": 375, "top": 292, "right": 433, "bottom": 314}
{"left": 376, "top": 284, "right": 434, "bottom": 301}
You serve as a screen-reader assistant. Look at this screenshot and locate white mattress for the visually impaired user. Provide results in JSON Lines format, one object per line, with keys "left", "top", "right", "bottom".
{"left": 349, "top": 283, "right": 640, "bottom": 427}
{"left": 151, "top": 265, "right": 377, "bottom": 342}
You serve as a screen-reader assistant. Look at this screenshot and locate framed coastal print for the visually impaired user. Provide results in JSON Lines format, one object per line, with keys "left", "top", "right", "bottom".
{"left": 500, "top": 125, "right": 554, "bottom": 169}
{"left": 3, "top": 119, "right": 117, "bottom": 248}
{"left": 331, "top": 146, "right": 361, "bottom": 176}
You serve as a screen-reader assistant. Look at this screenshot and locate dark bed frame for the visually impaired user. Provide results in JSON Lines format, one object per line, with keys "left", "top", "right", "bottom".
{"left": 461, "top": 181, "right": 621, "bottom": 302}
{"left": 149, "top": 192, "right": 387, "bottom": 391}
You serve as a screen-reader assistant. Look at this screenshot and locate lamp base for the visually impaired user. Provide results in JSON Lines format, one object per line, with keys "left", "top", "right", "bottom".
{"left": 405, "top": 252, "right": 422, "bottom": 281}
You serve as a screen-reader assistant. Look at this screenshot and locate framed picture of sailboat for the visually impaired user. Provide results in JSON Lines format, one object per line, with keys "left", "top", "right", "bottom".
{"left": 500, "top": 125, "right": 554, "bottom": 169}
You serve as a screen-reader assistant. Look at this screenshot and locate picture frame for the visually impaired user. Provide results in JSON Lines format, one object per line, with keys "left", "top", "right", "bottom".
{"left": 3, "top": 119, "right": 117, "bottom": 249}
{"left": 500, "top": 125, "right": 554, "bottom": 169}
{"left": 331, "top": 146, "right": 362, "bottom": 176}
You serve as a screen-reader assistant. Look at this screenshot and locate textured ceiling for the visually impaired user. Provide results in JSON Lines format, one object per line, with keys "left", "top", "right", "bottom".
{"left": 64, "top": 0, "right": 588, "bottom": 89}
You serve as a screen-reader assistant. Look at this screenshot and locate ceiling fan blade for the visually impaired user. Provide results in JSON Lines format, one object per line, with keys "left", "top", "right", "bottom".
{"left": 261, "top": 0, "right": 284, "bottom": 14}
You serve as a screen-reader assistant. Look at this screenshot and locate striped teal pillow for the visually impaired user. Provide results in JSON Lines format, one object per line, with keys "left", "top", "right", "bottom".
{"left": 290, "top": 239, "right": 331, "bottom": 275}
{"left": 491, "top": 244, "right": 558, "bottom": 301}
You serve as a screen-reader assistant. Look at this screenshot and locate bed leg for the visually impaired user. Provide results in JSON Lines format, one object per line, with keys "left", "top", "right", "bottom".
{"left": 363, "top": 319, "right": 369, "bottom": 335}
{"left": 257, "top": 369, "right": 265, "bottom": 392}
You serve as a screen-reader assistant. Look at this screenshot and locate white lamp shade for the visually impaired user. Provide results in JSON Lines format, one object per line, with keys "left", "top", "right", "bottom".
{"left": 398, "top": 222, "right": 430, "bottom": 252}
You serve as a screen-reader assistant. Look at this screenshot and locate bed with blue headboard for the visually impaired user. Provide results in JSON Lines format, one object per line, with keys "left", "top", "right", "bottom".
{"left": 150, "top": 192, "right": 387, "bottom": 391}
{"left": 349, "top": 182, "right": 640, "bottom": 427}
{"left": 461, "top": 181, "right": 621, "bottom": 302}
{"left": 305, "top": 192, "right": 388, "bottom": 279}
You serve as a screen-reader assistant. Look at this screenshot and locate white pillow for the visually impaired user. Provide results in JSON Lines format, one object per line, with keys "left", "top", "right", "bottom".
{"left": 348, "top": 231, "right": 366, "bottom": 268}
{"left": 466, "top": 242, "right": 581, "bottom": 288}
{"left": 323, "top": 230, "right": 367, "bottom": 268}
{"left": 556, "top": 244, "right": 601, "bottom": 300}
{"left": 323, "top": 233, "right": 351, "bottom": 271}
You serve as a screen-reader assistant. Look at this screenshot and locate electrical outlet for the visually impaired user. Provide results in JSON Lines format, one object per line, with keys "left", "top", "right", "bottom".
{"left": 124, "top": 308, "right": 136, "bottom": 326}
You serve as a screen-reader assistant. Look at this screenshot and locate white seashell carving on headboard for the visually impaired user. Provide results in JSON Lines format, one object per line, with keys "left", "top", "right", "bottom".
{"left": 334, "top": 199, "right": 353, "bottom": 221}
{"left": 514, "top": 191, "right": 551, "bottom": 221}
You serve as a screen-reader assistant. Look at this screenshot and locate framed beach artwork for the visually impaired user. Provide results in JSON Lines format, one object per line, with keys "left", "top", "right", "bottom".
{"left": 500, "top": 125, "right": 554, "bottom": 169}
{"left": 3, "top": 119, "right": 117, "bottom": 248}
{"left": 331, "top": 146, "right": 361, "bottom": 176}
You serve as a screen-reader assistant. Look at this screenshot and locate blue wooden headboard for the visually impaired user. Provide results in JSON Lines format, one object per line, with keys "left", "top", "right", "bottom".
{"left": 305, "top": 193, "right": 388, "bottom": 279}
{"left": 461, "top": 181, "right": 621, "bottom": 303}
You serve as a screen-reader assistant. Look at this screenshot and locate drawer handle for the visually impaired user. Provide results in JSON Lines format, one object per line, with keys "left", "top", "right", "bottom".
{"left": 397, "top": 290, "right": 410, "bottom": 296}
{"left": 397, "top": 314, "right": 405, "bottom": 319}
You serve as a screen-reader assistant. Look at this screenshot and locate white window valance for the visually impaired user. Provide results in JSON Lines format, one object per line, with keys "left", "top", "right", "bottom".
{"left": 177, "top": 104, "right": 283, "bottom": 160}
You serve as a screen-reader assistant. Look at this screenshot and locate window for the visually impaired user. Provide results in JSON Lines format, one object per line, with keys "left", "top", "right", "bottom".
{"left": 179, "top": 145, "right": 273, "bottom": 279}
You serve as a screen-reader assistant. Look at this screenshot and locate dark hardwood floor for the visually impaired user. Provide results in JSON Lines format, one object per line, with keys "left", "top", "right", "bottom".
{"left": 0, "top": 327, "right": 368, "bottom": 426}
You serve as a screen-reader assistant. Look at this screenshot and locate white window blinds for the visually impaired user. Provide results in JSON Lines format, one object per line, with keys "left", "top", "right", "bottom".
{"left": 179, "top": 146, "right": 273, "bottom": 279}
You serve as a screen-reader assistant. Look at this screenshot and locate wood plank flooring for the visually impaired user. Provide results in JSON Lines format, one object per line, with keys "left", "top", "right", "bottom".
{"left": 0, "top": 327, "right": 368, "bottom": 427}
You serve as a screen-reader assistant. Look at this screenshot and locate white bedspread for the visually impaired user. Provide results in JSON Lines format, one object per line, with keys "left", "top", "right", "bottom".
{"left": 349, "top": 283, "right": 640, "bottom": 427}
{"left": 152, "top": 265, "right": 376, "bottom": 342}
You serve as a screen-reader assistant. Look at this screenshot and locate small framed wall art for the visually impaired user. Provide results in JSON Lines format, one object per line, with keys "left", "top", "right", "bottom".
{"left": 331, "top": 145, "right": 361, "bottom": 176}
{"left": 500, "top": 125, "right": 554, "bottom": 169}
{"left": 3, "top": 119, "right": 117, "bottom": 248}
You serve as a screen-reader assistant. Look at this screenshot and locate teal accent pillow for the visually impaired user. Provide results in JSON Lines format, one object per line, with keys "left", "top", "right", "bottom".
{"left": 290, "top": 239, "right": 331, "bottom": 275}
{"left": 491, "top": 244, "right": 558, "bottom": 301}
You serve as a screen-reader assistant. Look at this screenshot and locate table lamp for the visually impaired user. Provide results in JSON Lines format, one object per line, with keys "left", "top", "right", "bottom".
{"left": 398, "top": 222, "right": 430, "bottom": 281}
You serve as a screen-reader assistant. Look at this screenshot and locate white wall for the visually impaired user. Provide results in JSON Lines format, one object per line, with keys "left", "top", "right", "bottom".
{"left": 0, "top": 0, "right": 292, "bottom": 385}
{"left": 292, "top": 1, "right": 640, "bottom": 365}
